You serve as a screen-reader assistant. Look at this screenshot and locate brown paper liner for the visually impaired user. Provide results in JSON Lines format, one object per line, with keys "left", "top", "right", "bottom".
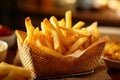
{"left": 16, "top": 30, "right": 109, "bottom": 79}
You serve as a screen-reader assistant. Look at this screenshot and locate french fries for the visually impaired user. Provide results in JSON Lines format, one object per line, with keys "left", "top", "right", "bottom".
{"left": 66, "top": 37, "right": 88, "bottom": 55}
{"left": 72, "top": 21, "right": 85, "bottom": 29}
{"left": 58, "top": 18, "right": 66, "bottom": 27}
{"left": 65, "top": 10, "right": 72, "bottom": 28}
{"left": 102, "top": 41, "right": 120, "bottom": 60}
{"left": 20, "top": 10, "right": 99, "bottom": 56}
{"left": 0, "top": 62, "right": 31, "bottom": 80}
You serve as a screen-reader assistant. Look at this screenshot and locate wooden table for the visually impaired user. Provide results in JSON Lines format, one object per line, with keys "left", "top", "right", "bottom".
{"left": 108, "top": 69, "right": 120, "bottom": 80}
{"left": 4, "top": 43, "right": 120, "bottom": 80}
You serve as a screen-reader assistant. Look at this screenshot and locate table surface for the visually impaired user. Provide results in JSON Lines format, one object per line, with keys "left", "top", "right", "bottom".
{"left": 4, "top": 43, "right": 120, "bottom": 80}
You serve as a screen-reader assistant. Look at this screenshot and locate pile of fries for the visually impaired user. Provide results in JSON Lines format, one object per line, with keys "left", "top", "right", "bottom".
{"left": 15, "top": 10, "right": 110, "bottom": 78}
{"left": 22, "top": 10, "right": 99, "bottom": 56}
{"left": 102, "top": 41, "right": 120, "bottom": 60}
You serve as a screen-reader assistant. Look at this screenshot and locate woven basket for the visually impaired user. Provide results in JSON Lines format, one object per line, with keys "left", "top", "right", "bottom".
{"left": 16, "top": 30, "right": 109, "bottom": 79}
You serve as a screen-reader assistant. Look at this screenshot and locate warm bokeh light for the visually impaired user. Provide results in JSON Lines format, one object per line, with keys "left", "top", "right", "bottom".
{"left": 108, "top": 0, "right": 120, "bottom": 16}
{"left": 57, "top": 0, "right": 76, "bottom": 5}
{"left": 65, "top": 0, "right": 76, "bottom": 4}
{"left": 93, "top": 0, "right": 108, "bottom": 8}
{"left": 108, "top": 0, "right": 120, "bottom": 10}
{"left": 97, "top": 0, "right": 108, "bottom": 5}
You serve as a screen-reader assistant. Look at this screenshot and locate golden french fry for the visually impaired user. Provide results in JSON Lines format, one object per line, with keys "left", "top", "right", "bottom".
{"left": 59, "top": 27, "right": 74, "bottom": 36}
{"left": 34, "top": 27, "right": 41, "bottom": 46}
{"left": 25, "top": 17, "right": 34, "bottom": 35}
{"left": 41, "top": 22, "right": 52, "bottom": 38}
{"left": 24, "top": 17, "right": 35, "bottom": 45}
{"left": 50, "top": 16, "right": 67, "bottom": 45}
{"left": 90, "top": 36, "right": 97, "bottom": 44}
{"left": 43, "top": 18, "right": 62, "bottom": 53}
{"left": 0, "top": 62, "right": 31, "bottom": 80}
{"left": 87, "top": 22, "right": 99, "bottom": 39}
{"left": 58, "top": 18, "right": 66, "bottom": 27}
{"left": 50, "top": 16, "right": 59, "bottom": 29}
{"left": 86, "top": 22, "right": 99, "bottom": 44}
{"left": 41, "top": 22, "right": 53, "bottom": 49}
{"left": 43, "top": 18, "right": 56, "bottom": 31}
{"left": 64, "top": 36, "right": 76, "bottom": 45}
{"left": 65, "top": 37, "right": 88, "bottom": 55}
{"left": 44, "top": 37, "right": 54, "bottom": 49}
{"left": 38, "top": 31, "right": 47, "bottom": 46}
{"left": 65, "top": 10, "right": 72, "bottom": 28}
{"left": 60, "top": 27, "right": 90, "bottom": 36}
{"left": 73, "top": 28, "right": 91, "bottom": 36}
{"left": 52, "top": 31, "right": 62, "bottom": 53}
{"left": 25, "top": 17, "right": 30, "bottom": 32}
{"left": 72, "top": 21, "right": 85, "bottom": 29}
{"left": 58, "top": 18, "right": 67, "bottom": 39}
{"left": 24, "top": 27, "right": 34, "bottom": 45}
{"left": 37, "top": 44, "right": 64, "bottom": 58}
{"left": 34, "top": 27, "right": 53, "bottom": 49}
{"left": 42, "top": 18, "right": 58, "bottom": 48}
{"left": 83, "top": 37, "right": 90, "bottom": 49}
{"left": 103, "top": 41, "right": 120, "bottom": 60}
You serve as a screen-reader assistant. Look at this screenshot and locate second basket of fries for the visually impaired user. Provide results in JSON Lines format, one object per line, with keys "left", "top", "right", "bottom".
{"left": 15, "top": 11, "right": 109, "bottom": 79}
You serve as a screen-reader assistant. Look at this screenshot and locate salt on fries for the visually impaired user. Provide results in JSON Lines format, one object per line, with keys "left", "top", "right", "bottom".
{"left": 22, "top": 10, "right": 99, "bottom": 56}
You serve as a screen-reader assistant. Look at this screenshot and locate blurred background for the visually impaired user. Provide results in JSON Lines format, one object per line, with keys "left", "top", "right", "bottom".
{"left": 0, "top": 0, "right": 120, "bottom": 30}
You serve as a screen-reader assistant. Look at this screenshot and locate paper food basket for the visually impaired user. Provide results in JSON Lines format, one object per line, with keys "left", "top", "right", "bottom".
{"left": 16, "top": 30, "right": 109, "bottom": 79}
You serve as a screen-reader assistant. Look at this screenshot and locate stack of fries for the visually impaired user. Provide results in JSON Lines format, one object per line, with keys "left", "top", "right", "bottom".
{"left": 102, "top": 41, "right": 120, "bottom": 60}
{"left": 15, "top": 10, "right": 109, "bottom": 79}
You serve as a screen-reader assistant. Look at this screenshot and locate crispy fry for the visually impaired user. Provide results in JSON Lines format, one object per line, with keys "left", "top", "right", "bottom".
{"left": 60, "top": 27, "right": 90, "bottom": 36}
{"left": 65, "top": 37, "right": 88, "bottom": 55}
{"left": 41, "top": 22, "right": 53, "bottom": 49}
{"left": 52, "top": 31, "right": 61, "bottom": 53}
{"left": 64, "top": 36, "right": 77, "bottom": 45}
{"left": 24, "top": 17, "right": 35, "bottom": 45}
{"left": 103, "top": 41, "right": 120, "bottom": 60}
{"left": 65, "top": 10, "right": 72, "bottom": 28}
{"left": 43, "top": 18, "right": 62, "bottom": 53}
{"left": 43, "top": 18, "right": 56, "bottom": 31}
{"left": 50, "top": 16, "right": 67, "bottom": 45}
{"left": 58, "top": 18, "right": 66, "bottom": 27}
{"left": 87, "top": 22, "right": 99, "bottom": 38}
{"left": 83, "top": 37, "right": 90, "bottom": 49}
{"left": 38, "top": 31, "right": 45, "bottom": 45}
{"left": 0, "top": 62, "right": 31, "bottom": 80}
{"left": 34, "top": 27, "right": 41, "bottom": 47}
{"left": 37, "top": 44, "right": 64, "bottom": 58}
{"left": 73, "top": 28, "right": 91, "bottom": 36}
{"left": 50, "top": 16, "right": 59, "bottom": 29}
{"left": 72, "top": 21, "right": 85, "bottom": 29}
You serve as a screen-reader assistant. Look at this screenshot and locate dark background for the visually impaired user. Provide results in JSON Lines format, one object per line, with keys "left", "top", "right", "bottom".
{"left": 0, "top": 0, "right": 120, "bottom": 31}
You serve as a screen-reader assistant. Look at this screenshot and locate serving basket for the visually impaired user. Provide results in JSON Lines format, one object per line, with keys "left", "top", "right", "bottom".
{"left": 16, "top": 30, "right": 109, "bottom": 79}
